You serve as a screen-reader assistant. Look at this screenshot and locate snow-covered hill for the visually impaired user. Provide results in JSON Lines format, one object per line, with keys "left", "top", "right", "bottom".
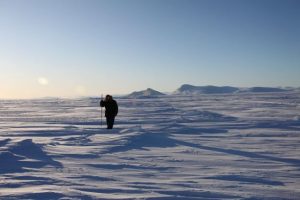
{"left": 127, "top": 88, "right": 166, "bottom": 98}
{"left": 174, "top": 84, "right": 239, "bottom": 94}
{"left": 1, "top": 92, "right": 300, "bottom": 199}
{"left": 174, "top": 84, "right": 291, "bottom": 94}
{"left": 243, "top": 87, "right": 289, "bottom": 93}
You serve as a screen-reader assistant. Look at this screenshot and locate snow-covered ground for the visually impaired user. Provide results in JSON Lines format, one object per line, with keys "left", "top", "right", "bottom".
{"left": 1, "top": 92, "right": 300, "bottom": 199}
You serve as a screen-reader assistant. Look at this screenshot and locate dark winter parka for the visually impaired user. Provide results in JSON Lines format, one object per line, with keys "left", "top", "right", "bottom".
{"left": 100, "top": 99, "right": 118, "bottom": 118}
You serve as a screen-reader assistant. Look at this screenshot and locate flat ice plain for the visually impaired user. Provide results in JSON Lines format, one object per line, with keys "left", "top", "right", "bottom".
{"left": 0, "top": 92, "right": 300, "bottom": 199}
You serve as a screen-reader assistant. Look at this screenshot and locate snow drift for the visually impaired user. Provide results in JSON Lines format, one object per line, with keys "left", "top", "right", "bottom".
{"left": 0, "top": 91, "right": 299, "bottom": 199}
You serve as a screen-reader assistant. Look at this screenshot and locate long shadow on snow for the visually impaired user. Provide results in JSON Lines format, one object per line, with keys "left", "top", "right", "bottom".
{"left": 219, "top": 119, "right": 300, "bottom": 131}
{"left": 88, "top": 163, "right": 173, "bottom": 171}
{"left": 176, "top": 110, "right": 238, "bottom": 123}
{"left": 156, "top": 190, "right": 238, "bottom": 199}
{"left": 47, "top": 121, "right": 101, "bottom": 126}
{"left": 103, "top": 129, "right": 300, "bottom": 167}
{"left": 0, "top": 192, "right": 94, "bottom": 200}
{"left": 5, "top": 128, "right": 85, "bottom": 137}
{"left": 76, "top": 188, "right": 239, "bottom": 200}
{"left": 0, "top": 175, "right": 59, "bottom": 188}
{"left": 102, "top": 131, "right": 178, "bottom": 154}
{"left": 160, "top": 123, "right": 228, "bottom": 134}
{"left": 204, "top": 174, "right": 284, "bottom": 186}
{"left": 5, "top": 125, "right": 105, "bottom": 139}
{"left": 178, "top": 140, "right": 300, "bottom": 167}
{"left": 251, "top": 120, "right": 300, "bottom": 131}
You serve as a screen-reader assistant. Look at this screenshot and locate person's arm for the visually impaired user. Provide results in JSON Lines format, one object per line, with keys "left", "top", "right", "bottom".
{"left": 114, "top": 101, "right": 118, "bottom": 116}
{"left": 100, "top": 100, "right": 105, "bottom": 107}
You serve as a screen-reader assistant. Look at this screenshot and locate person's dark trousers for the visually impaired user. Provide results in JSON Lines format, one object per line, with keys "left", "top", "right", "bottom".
{"left": 106, "top": 117, "right": 115, "bottom": 129}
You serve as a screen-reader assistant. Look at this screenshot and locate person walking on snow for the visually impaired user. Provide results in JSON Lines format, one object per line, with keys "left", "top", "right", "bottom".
{"left": 100, "top": 95, "right": 118, "bottom": 129}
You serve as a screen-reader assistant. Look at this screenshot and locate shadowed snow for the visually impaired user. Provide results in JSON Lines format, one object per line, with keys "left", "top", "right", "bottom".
{"left": 0, "top": 92, "right": 300, "bottom": 199}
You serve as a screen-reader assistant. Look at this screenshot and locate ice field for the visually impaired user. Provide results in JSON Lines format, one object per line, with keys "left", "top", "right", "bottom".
{"left": 0, "top": 91, "right": 300, "bottom": 199}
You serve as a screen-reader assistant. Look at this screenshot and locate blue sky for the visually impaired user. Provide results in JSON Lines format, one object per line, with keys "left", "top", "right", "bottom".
{"left": 0, "top": 0, "right": 299, "bottom": 98}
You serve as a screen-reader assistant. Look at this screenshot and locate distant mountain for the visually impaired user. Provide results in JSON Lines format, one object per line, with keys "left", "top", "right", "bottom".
{"left": 174, "top": 84, "right": 239, "bottom": 94}
{"left": 175, "top": 84, "right": 291, "bottom": 94}
{"left": 244, "top": 87, "right": 289, "bottom": 93}
{"left": 127, "top": 88, "right": 166, "bottom": 98}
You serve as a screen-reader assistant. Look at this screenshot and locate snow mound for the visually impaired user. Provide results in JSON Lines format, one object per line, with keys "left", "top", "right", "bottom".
{"left": 127, "top": 88, "right": 166, "bottom": 98}
{"left": 1, "top": 139, "right": 63, "bottom": 173}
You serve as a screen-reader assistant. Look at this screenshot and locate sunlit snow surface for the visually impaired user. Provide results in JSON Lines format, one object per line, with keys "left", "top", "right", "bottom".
{"left": 1, "top": 92, "right": 300, "bottom": 200}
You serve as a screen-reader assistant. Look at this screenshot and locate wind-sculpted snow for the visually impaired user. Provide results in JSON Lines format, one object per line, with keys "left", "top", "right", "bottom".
{"left": 0, "top": 92, "right": 300, "bottom": 199}
{"left": 0, "top": 139, "right": 62, "bottom": 174}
